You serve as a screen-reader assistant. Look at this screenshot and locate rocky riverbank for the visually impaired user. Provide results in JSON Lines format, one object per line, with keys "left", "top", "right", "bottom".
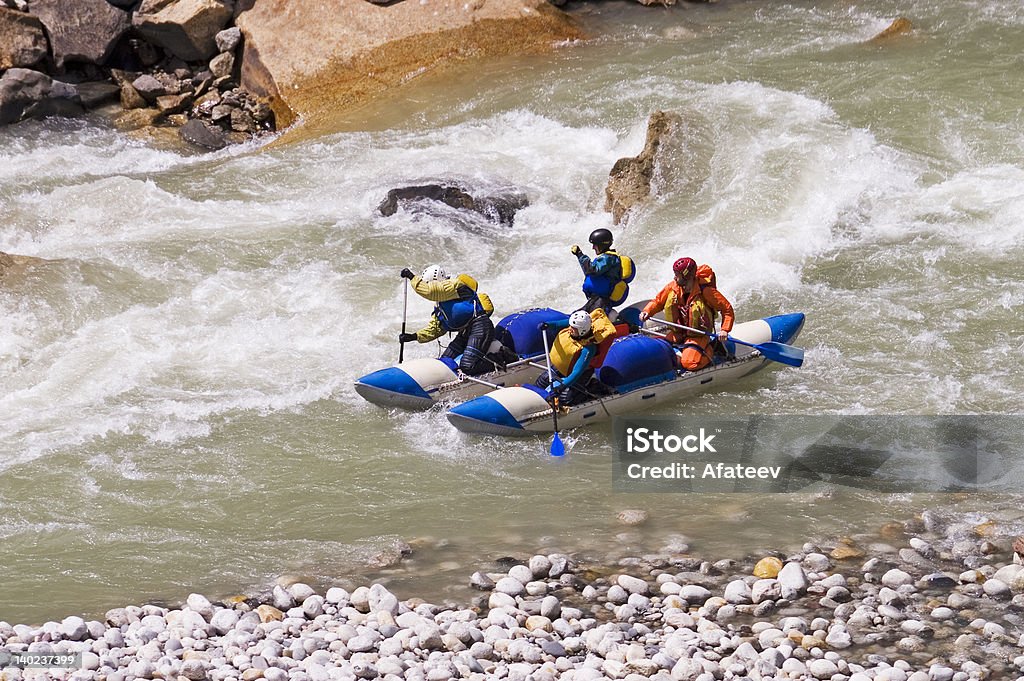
{"left": 2, "top": 511, "right": 1023, "bottom": 681}
{"left": 0, "top": 0, "right": 585, "bottom": 148}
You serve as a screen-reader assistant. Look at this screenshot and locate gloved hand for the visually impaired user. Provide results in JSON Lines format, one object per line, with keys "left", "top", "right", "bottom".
{"left": 570, "top": 245, "right": 582, "bottom": 257}
{"left": 400, "top": 268, "right": 415, "bottom": 280}
{"left": 399, "top": 332, "right": 417, "bottom": 343}
{"left": 716, "top": 331, "right": 729, "bottom": 343}
{"left": 550, "top": 379, "right": 563, "bottom": 392}
{"left": 638, "top": 311, "right": 649, "bottom": 323}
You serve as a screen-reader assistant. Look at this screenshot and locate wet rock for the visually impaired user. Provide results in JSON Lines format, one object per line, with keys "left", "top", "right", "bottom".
{"left": 133, "top": 0, "right": 233, "bottom": 62}
{"left": 76, "top": 81, "right": 120, "bottom": 108}
{"left": 869, "top": 17, "right": 912, "bottom": 43}
{"left": 114, "top": 106, "right": 164, "bottom": 129}
{"left": 982, "top": 578, "right": 1010, "bottom": 599}
{"left": 604, "top": 110, "right": 683, "bottom": 224}
{"left": 617, "top": 509, "right": 649, "bottom": 526}
{"left": 156, "top": 92, "right": 192, "bottom": 114}
{"left": 26, "top": 0, "right": 129, "bottom": 67}
{"left": 377, "top": 183, "right": 528, "bottom": 227}
{"left": 831, "top": 544, "right": 866, "bottom": 561}
{"left": 0, "top": 68, "right": 83, "bottom": 125}
{"left": 470, "top": 571, "right": 494, "bottom": 591}
{"left": 178, "top": 117, "right": 227, "bottom": 148}
{"left": 0, "top": 7, "right": 47, "bottom": 70}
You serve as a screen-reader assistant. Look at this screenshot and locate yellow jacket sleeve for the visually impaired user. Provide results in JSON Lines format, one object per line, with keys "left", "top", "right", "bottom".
{"left": 415, "top": 317, "right": 445, "bottom": 343}
{"left": 411, "top": 276, "right": 461, "bottom": 302}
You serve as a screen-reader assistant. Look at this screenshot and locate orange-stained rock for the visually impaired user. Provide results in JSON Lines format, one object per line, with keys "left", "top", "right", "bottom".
{"left": 869, "top": 17, "right": 912, "bottom": 43}
{"left": 255, "top": 604, "right": 283, "bottom": 622}
{"left": 753, "top": 557, "right": 783, "bottom": 579}
{"left": 830, "top": 545, "right": 865, "bottom": 560}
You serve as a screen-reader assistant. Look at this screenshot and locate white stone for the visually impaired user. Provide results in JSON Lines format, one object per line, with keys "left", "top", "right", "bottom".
{"left": 750, "top": 579, "right": 781, "bottom": 604}
{"left": 59, "top": 616, "right": 88, "bottom": 641}
{"left": 881, "top": 569, "right": 914, "bottom": 588}
{"left": 529, "top": 555, "right": 552, "bottom": 578}
{"left": 617, "top": 574, "right": 649, "bottom": 595}
{"left": 508, "top": 565, "right": 533, "bottom": 585}
{"left": 723, "top": 580, "right": 751, "bottom": 604}
{"left": 325, "top": 587, "right": 349, "bottom": 604}
{"left": 679, "top": 585, "right": 711, "bottom": 604}
{"left": 778, "top": 562, "right": 809, "bottom": 596}
{"left": 983, "top": 578, "right": 1010, "bottom": 598}
{"left": 288, "top": 582, "right": 316, "bottom": 603}
{"left": 809, "top": 659, "right": 839, "bottom": 679}
{"left": 210, "top": 608, "right": 239, "bottom": 635}
{"left": 495, "top": 577, "right": 524, "bottom": 596}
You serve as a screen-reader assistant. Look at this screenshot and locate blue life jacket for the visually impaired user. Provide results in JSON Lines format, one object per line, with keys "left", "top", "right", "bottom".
{"left": 583, "top": 250, "right": 635, "bottom": 306}
{"left": 434, "top": 275, "right": 493, "bottom": 331}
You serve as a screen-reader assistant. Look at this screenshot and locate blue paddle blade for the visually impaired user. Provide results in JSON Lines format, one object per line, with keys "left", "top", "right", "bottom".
{"left": 550, "top": 433, "right": 565, "bottom": 457}
{"left": 727, "top": 336, "right": 804, "bottom": 368}
{"left": 757, "top": 341, "right": 805, "bottom": 367}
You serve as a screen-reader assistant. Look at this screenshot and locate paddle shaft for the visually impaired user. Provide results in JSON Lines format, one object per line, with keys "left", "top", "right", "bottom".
{"left": 541, "top": 326, "right": 560, "bottom": 434}
{"left": 399, "top": 279, "right": 409, "bottom": 363}
{"left": 653, "top": 318, "right": 803, "bottom": 367}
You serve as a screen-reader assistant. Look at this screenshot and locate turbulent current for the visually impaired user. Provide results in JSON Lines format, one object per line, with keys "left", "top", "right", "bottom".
{"left": 1, "top": 0, "right": 1023, "bottom": 624}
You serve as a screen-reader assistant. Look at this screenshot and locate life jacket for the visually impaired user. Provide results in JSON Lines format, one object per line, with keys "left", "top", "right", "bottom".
{"left": 549, "top": 309, "right": 618, "bottom": 376}
{"left": 669, "top": 265, "right": 718, "bottom": 338}
{"left": 435, "top": 274, "right": 495, "bottom": 332}
{"left": 582, "top": 250, "right": 636, "bottom": 306}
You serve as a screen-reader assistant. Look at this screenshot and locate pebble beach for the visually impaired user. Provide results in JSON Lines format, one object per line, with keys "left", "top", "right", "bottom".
{"left": 3, "top": 510, "right": 1023, "bottom": 681}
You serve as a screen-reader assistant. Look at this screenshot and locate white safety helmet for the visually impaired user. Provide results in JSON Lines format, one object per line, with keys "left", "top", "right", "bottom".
{"left": 420, "top": 264, "right": 449, "bottom": 282}
{"left": 568, "top": 310, "right": 592, "bottom": 337}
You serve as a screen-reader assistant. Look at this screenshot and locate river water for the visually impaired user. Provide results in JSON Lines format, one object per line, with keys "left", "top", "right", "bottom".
{"left": 1, "top": 0, "right": 1023, "bottom": 625}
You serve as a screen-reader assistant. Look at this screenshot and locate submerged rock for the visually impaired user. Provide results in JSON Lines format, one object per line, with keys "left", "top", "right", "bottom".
{"left": 178, "top": 117, "right": 226, "bottom": 149}
{"left": 869, "top": 17, "right": 912, "bottom": 43}
{"left": 0, "top": 251, "right": 46, "bottom": 285}
{"left": 377, "top": 184, "right": 528, "bottom": 226}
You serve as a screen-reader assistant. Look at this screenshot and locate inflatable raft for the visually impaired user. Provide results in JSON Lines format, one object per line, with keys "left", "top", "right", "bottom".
{"left": 446, "top": 313, "right": 806, "bottom": 435}
{"left": 354, "top": 308, "right": 568, "bottom": 410}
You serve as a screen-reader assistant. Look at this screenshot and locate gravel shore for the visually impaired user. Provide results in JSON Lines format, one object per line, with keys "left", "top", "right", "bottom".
{"left": 2, "top": 514, "right": 1023, "bottom": 681}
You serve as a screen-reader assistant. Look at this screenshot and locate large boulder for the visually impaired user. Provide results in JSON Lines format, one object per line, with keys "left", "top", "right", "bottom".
{"left": 133, "top": 0, "right": 233, "bottom": 62}
{"left": 604, "top": 110, "right": 683, "bottom": 225}
{"left": 233, "top": 0, "right": 582, "bottom": 130}
{"left": 26, "top": 0, "right": 130, "bottom": 67}
{"left": 0, "top": 68, "right": 83, "bottom": 124}
{"left": 377, "top": 184, "right": 528, "bottom": 226}
{"left": 0, "top": 7, "right": 48, "bottom": 70}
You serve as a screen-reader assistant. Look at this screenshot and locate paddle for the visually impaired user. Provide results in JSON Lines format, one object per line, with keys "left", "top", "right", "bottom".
{"left": 540, "top": 324, "right": 565, "bottom": 457}
{"left": 399, "top": 278, "right": 409, "bottom": 364}
{"left": 656, "top": 318, "right": 804, "bottom": 368}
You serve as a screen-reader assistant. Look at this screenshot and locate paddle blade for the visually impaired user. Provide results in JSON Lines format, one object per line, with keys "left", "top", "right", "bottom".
{"left": 550, "top": 432, "right": 565, "bottom": 457}
{"left": 757, "top": 341, "right": 805, "bottom": 368}
{"left": 727, "top": 336, "right": 805, "bottom": 367}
